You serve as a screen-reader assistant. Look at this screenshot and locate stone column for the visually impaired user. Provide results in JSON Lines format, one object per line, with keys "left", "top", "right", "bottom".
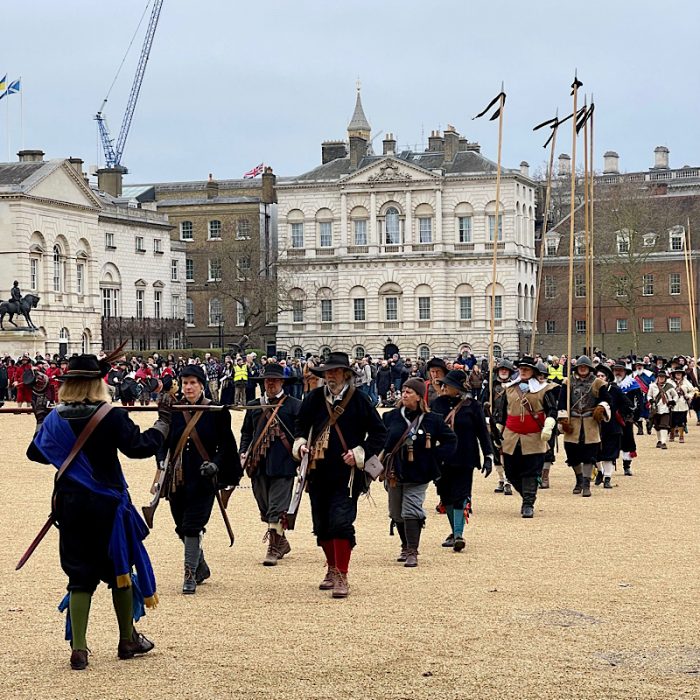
{"left": 405, "top": 190, "right": 412, "bottom": 248}
{"left": 340, "top": 192, "right": 348, "bottom": 253}
{"left": 370, "top": 191, "right": 378, "bottom": 253}
{"left": 435, "top": 189, "right": 443, "bottom": 249}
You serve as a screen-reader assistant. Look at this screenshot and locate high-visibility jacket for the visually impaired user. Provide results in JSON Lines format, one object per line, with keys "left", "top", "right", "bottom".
{"left": 234, "top": 365, "right": 248, "bottom": 382}
{"left": 548, "top": 365, "right": 564, "bottom": 383}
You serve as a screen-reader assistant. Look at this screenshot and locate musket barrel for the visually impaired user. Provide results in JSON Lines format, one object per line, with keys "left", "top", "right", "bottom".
{"left": 0, "top": 403, "right": 276, "bottom": 415}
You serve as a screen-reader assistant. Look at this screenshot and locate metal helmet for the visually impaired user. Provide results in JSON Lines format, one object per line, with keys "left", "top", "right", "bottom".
{"left": 496, "top": 358, "right": 516, "bottom": 372}
{"left": 575, "top": 355, "right": 595, "bottom": 370}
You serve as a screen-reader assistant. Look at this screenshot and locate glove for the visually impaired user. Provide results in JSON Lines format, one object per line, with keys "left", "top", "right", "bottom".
{"left": 541, "top": 416, "right": 556, "bottom": 442}
{"left": 481, "top": 456, "right": 493, "bottom": 478}
{"left": 592, "top": 405, "right": 607, "bottom": 423}
{"left": 157, "top": 391, "right": 174, "bottom": 426}
{"left": 200, "top": 461, "right": 219, "bottom": 478}
{"left": 558, "top": 417, "right": 574, "bottom": 434}
{"left": 31, "top": 393, "right": 50, "bottom": 425}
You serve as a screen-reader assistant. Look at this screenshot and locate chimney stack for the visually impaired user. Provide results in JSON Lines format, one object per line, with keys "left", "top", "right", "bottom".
{"left": 427, "top": 130, "right": 444, "bottom": 152}
{"left": 653, "top": 145, "right": 669, "bottom": 169}
{"left": 97, "top": 166, "right": 127, "bottom": 198}
{"left": 382, "top": 133, "right": 397, "bottom": 156}
{"left": 321, "top": 140, "right": 347, "bottom": 164}
{"left": 349, "top": 135, "right": 368, "bottom": 170}
{"left": 261, "top": 166, "right": 277, "bottom": 204}
{"left": 558, "top": 153, "right": 571, "bottom": 176}
{"left": 18, "top": 149, "right": 44, "bottom": 163}
{"left": 520, "top": 161, "right": 530, "bottom": 178}
{"left": 443, "top": 125, "right": 459, "bottom": 162}
{"left": 67, "top": 157, "right": 85, "bottom": 177}
{"left": 206, "top": 173, "right": 219, "bottom": 199}
{"left": 458, "top": 137, "right": 469, "bottom": 152}
{"left": 603, "top": 151, "right": 620, "bottom": 174}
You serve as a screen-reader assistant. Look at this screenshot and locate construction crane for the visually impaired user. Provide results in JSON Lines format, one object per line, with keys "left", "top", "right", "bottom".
{"left": 95, "top": 0, "right": 163, "bottom": 169}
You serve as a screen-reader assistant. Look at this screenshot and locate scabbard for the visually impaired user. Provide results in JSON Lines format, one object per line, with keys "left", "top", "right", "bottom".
{"left": 215, "top": 490, "right": 235, "bottom": 547}
{"left": 16, "top": 515, "right": 55, "bottom": 570}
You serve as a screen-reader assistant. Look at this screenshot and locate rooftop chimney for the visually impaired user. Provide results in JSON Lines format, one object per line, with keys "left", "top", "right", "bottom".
{"left": 322, "top": 140, "right": 347, "bottom": 164}
{"left": 603, "top": 151, "right": 620, "bottom": 174}
{"left": 520, "top": 161, "right": 530, "bottom": 178}
{"left": 206, "top": 173, "right": 219, "bottom": 199}
{"left": 349, "top": 135, "right": 368, "bottom": 170}
{"left": 97, "top": 166, "right": 127, "bottom": 198}
{"left": 653, "top": 145, "right": 669, "bottom": 170}
{"left": 261, "top": 166, "right": 277, "bottom": 204}
{"left": 444, "top": 125, "right": 459, "bottom": 162}
{"left": 558, "top": 153, "right": 571, "bottom": 176}
{"left": 18, "top": 149, "right": 44, "bottom": 163}
{"left": 458, "top": 137, "right": 469, "bottom": 152}
{"left": 67, "top": 157, "right": 84, "bottom": 177}
{"left": 382, "top": 133, "right": 397, "bottom": 156}
{"left": 427, "top": 130, "right": 444, "bottom": 152}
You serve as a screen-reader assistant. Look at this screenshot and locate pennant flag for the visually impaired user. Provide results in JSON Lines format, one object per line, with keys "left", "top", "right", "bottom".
{"left": 570, "top": 73, "right": 583, "bottom": 95}
{"left": 576, "top": 103, "right": 594, "bottom": 134}
{"left": 243, "top": 162, "right": 263, "bottom": 179}
{"left": 7, "top": 79, "right": 20, "bottom": 94}
{"left": 473, "top": 90, "right": 506, "bottom": 121}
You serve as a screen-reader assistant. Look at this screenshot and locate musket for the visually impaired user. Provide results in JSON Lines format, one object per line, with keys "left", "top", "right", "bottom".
{"left": 215, "top": 487, "right": 235, "bottom": 546}
{"left": 141, "top": 448, "right": 171, "bottom": 529}
{"left": 0, "top": 404, "right": 280, "bottom": 415}
{"left": 285, "top": 427, "right": 313, "bottom": 531}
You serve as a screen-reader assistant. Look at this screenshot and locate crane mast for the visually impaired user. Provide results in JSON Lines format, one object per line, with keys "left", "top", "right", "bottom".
{"left": 95, "top": 0, "right": 163, "bottom": 169}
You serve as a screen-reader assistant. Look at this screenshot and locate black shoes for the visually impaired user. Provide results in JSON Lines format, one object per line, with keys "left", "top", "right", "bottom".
{"left": 453, "top": 536, "right": 466, "bottom": 552}
{"left": 521, "top": 504, "right": 534, "bottom": 518}
{"left": 70, "top": 649, "right": 88, "bottom": 671}
{"left": 182, "top": 566, "right": 196, "bottom": 594}
{"left": 595, "top": 471, "right": 604, "bottom": 486}
{"left": 118, "top": 629, "right": 155, "bottom": 660}
{"left": 603, "top": 477, "right": 612, "bottom": 489}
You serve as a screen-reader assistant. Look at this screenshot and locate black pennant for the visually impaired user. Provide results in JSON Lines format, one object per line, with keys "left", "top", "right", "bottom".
{"left": 535, "top": 106, "right": 587, "bottom": 147}
{"left": 473, "top": 91, "right": 506, "bottom": 121}
{"left": 576, "top": 104, "right": 594, "bottom": 134}
{"left": 570, "top": 73, "right": 583, "bottom": 95}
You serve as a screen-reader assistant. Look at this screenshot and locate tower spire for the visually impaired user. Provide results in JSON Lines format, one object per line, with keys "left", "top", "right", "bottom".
{"left": 347, "top": 81, "right": 371, "bottom": 140}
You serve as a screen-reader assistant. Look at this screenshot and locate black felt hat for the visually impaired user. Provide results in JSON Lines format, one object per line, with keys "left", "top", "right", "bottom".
{"left": 256, "top": 363, "right": 289, "bottom": 381}
{"left": 180, "top": 364, "right": 207, "bottom": 385}
{"left": 57, "top": 354, "right": 110, "bottom": 381}
{"left": 436, "top": 369, "right": 469, "bottom": 392}
{"left": 596, "top": 363, "right": 614, "bottom": 382}
{"left": 310, "top": 352, "right": 351, "bottom": 376}
{"left": 515, "top": 356, "right": 538, "bottom": 371}
{"left": 426, "top": 357, "right": 448, "bottom": 372}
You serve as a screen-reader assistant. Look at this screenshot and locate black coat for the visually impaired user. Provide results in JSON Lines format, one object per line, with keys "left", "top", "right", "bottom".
{"left": 240, "top": 395, "right": 301, "bottom": 478}
{"left": 382, "top": 408, "right": 457, "bottom": 484}
{"left": 295, "top": 386, "right": 386, "bottom": 494}
{"left": 376, "top": 366, "right": 392, "bottom": 396}
{"left": 431, "top": 395, "right": 491, "bottom": 469}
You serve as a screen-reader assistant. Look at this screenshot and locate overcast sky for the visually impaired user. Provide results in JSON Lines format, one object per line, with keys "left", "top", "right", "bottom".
{"left": 4, "top": 0, "right": 698, "bottom": 183}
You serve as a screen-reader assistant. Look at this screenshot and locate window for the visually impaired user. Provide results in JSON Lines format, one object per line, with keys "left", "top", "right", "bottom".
{"left": 354, "top": 346, "right": 365, "bottom": 360}
{"left": 235, "top": 300, "right": 247, "bottom": 326}
{"left": 459, "top": 296, "right": 472, "bottom": 320}
{"left": 575, "top": 319, "right": 586, "bottom": 334}
{"left": 418, "top": 296, "right": 431, "bottom": 320}
{"left": 76, "top": 262, "right": 84, "bottom": 296}
{"left": 208, "top": 258, "right": 222, "bottom": 281}
{"left": 180, "top": 221, "right": 193, "bottom": 241}
{"left": 237, "top": 219, "right": 251, "bottom": 240}
{"left": 292, "top": 347, "right": 304, "bottom": 359}
{"left": 544, "top": 276, "right": 556, "bottom": 299}
{"left": 185, "top": 298, "right": 194, "bottom": 325}
{"left": 642, "top": 318, "right": 654, "bottom": 333}
{"left": 52, "top": 245, "right": 63, "bottom": 292}
{"left": 458, "top": 216, "right": 472, "bottom": 243}
{"left": 321, "top": 299, "right": 333, "bottom": 322}
{"left": 575, "top": 235, "right": 585, "bottom": 255}
{"left": 291, "top": 223, "right": 304, "bottom": 248}
{"left": 154, "top": 238, "right": 163, "bottom": 253}
{"left": 493, "top": 344, "right": 503, "bottom": 359}
{"left": 418, "top": 217, "right": 432, "bottom": 243}
{"left": 545, "top": 237, "right": 558, "bottom": 256}
{"left": 30, "top": 258, "right": 38, "bottom": 290}
{"left": 102, "top": 288, "right": 119, "bottom": 318}
{"left": 616, "top": 276, "right": 629, "bottom": 297}
{"left": 136, "top": 289, "right": 144, "bottom": 319}
{"left": 354, "top": 219, "right": 367, "bottom": 246}
{"left": 171, "top": 294, "right": 180, "bottom": 317}
{"left": 385, "top": 296, "right": 398, "bottom": 321}
{"left": 669, "top": 273, "right": 681, "bottom": 295}
{"left": 154, "top": 291, "right": 162, "bottom": 319}
{"left": 238, "top": 255, "right": 251, "bottom": 280}
{"left": 385, "top": 207, "right": 400, "bottom": 245}
{"left": 105, "top": 232, "right": 116, "bottom": 249}
{"left": 209, "top": 298, "right": 222, "bottom": 325}
{"left": 574, "top": 274, "right": 586, "bottom": 298}
{"left": 668, "top": 317, "right": 681, "bottom": 332}
{"left": 418, "top": 345, "right": 430, "bottom": 361}
{"left": 545, "top": 320, "right": 556, "bottom": 334}
{"left": 494, "top": 295, "right": 503, "bottom": 320}
{"left": 135, "top": 236, "right": 145, "bottom": 253}
{"left": 616, "top": 318, "right": 628, "bottom": 333}
{"left": 171, "top": 259, "right": 179, "bottom": 281}
{"left": 319, "top": 221, "right": 332, "bottom": 247}
{"left": 292, "top": 300, "right": 304, "bottom": 323}
{"left": 643, "top": 233, "right": 657, "bottom": 247}
{"left": 669, "top": 227, "right": 684, "bottom": 251}
{"left": 642, "top": 273, "right": 654, "bottom": 296}
{"left": 617, "top": 231, "right": 630, "bottom": 253}
{"left": 208, "top": 220, "right": 222, "bottom": 240}
{"left": 353, "top": 298, "right": 366, "bottom": 321}
{"left": 185, "top": 258, "right": 194, "bottom": 282}
{"left": 488, "top": 214, "right": 503, "bottom": 241}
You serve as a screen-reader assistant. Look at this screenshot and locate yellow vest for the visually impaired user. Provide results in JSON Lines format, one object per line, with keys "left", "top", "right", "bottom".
{"left": 548, "top": 365, "right": 564, "bottom": 382}
{"left": 234, "top": 365, "right": 248, "bottom": 382}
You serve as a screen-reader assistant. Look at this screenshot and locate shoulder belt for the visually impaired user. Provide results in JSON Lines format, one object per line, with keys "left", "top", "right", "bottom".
{"left": 514, "top": 385, "right": 545, "bottom": 429}
{"left": 321, "top": 384, "right": 356, "bottom": 452}
{"left": 248, "top": 396, "right": 289, "bottom": 456}
{"left": 172, "top": 399, "right": 212, "bottom": 463}
{"left": 444, "top": 398, "right": 470, "bottom": 430}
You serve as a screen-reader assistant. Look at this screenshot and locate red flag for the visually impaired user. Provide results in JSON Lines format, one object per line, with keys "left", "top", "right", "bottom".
{"left": 243, "top": 163, "right": 264, "bottom": 178}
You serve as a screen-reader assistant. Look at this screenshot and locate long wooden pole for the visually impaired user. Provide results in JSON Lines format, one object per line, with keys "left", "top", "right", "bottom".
{"left": 588, "top": 98, "right": 595, "bottom": 355}
{"left": 682, "top": 229, "right": 694, "bottom": 357}
{"left": 488, "top": 89, "right": 506, "bottom": 409}
{"left": 530, "top": 119, "right": 559, "bottom": 356}
{"left": 582, "top": 100, "right": 591, "bottom": 353}
{"left": 685, "top": 219, "right": 697, "bottom": 362}
{"left": 566, "top": 76, "right": 581, "bottom": 417}
{"left": 689, "top": 219, "right": 698, "bottom": 365}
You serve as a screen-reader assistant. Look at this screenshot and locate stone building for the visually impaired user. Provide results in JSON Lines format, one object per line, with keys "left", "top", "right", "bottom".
{"left": 126, "top": 171, "right": 278, "bottom": 354}
{"left": 275, "top": 90, "right": 538, "bottom": 360}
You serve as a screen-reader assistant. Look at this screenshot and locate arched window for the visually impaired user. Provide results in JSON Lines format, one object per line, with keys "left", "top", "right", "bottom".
{"left": 186, "top": 298, "right": 195, "bottom": 325}
{"left": 350, "top": 206, "right": 369, "bottom": 246}
{"left": 493, "top": 343, "right": 503, "bottom": 359}
{"left": 354, "top": 346, "right": 365, "bottom": 360}
{"left": 350, "top": 285, "right": 367, "bottom": 322}
{"left": 485, "top": 283, "right": 505, "bottom": 320}
{"left": 52, "top": 245, "right": 64, "bottom": 292}
{"left": 320, "top": 346, "right": 331, "bottom": 361}
{"left": 379, "top": 281, "right": 402, "bottom": 321}
{"left": 454, "top": 202, "right": 474, "bottom": 244}
{"left": 417, "top": 344, "right": 430, "bottom": 361}
{"left": 316, "top": 208, "right": 334, "bottom": 248}
{"left": 287, "top": 209, "right": 305, "bottom": 249}
{"left": 415, "top": 203, "right": 434, "bottom": 244}
{"left": 455, "top": 283, "right": 474, "bottom": 321}
{"left": 485, "top": 201, "right": 505, "bottom": 241}
{"left": 292, "top": 346, "right": 304, "bottom": 359}
{"left": 81, "top": 329, "right": 91, "bottom": 354}
{"left": 317, "top": 286, "right": 333, "bottom": 323}
{"left": 415, "top": 284, "right": 432, "bottom": 321}
{"left": 385, "top": 206, "right": 400, "bottom": 245}
{"left": 208, "top": 220, "right": 222, "bottom": 240}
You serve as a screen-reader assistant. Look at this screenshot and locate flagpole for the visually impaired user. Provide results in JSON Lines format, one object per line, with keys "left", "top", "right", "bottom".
{"left": 588, "top": 97, "right": 595, "bottom": 357}
{"left": 19, "top": 77, "right": 23, "bottom": 150}
{"left": 688, "top": 218, "right": 699, "bottom": 377}
{"left": 530, "top": 115, "right": 559, "bottom": 356}
{"left": 566, "top": 73, "right": 581, "bottom": 418}
{"left": 582, "top": 97, "right": 591, "bottom": 354}
{"left": 488, "top": 87, "right": 506, "bottom": 409}
{"left": 6, "top": 86, "right": 10, "bottom": 161}
{"left": 684, "top": 219, "right": 697, "bottom": 363}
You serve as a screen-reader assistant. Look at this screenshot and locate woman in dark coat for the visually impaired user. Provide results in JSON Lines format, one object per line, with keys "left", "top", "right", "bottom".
{"left": 382, "top": 377, "right": 457, "bottom": 567}
{"left": 26, "top": 353, "right": 172, "bottom": 670}
{"left": 594, "top": 364, "right": 630, "bottom": 489}
{"left": 431, "top": 370, "right": 493, "bottom": 551}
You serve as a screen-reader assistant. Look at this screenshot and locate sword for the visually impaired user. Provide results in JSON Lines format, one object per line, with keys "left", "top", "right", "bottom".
{"left": 15, "top": 515, "right": 55, "bottom": 570}
{"left": 215, "top": 487, "right": 235, "bottom": 547}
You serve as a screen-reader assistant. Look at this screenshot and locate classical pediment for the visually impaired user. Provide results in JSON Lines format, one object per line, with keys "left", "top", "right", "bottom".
{"left": 340, "top": 157, "right": 440, "bottom": 186}
{"left": 23, "top": 161, "right": 102, "bottom": 209}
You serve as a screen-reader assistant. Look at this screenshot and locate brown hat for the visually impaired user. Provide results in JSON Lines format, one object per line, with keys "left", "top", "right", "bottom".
{"left": 402, "top": 377, "right": 426, "bottom": 396}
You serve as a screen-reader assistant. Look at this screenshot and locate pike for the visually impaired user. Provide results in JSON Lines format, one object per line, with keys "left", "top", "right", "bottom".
{"left": 0, "top": 403, "right": 281, "bottom": 415}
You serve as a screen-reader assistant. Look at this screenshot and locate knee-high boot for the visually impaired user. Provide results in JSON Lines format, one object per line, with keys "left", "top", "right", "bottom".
{"left": 521, "top": 476, "right": 538, "bottom": 518}
{"left": 183, "top": 535, "right": 201, "bottom": 594}
{"left": 403, "top": 519, "right": 423, "bottom": 568}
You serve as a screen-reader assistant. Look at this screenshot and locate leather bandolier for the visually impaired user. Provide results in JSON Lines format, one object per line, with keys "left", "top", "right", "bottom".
{"left": 245, "top": 398, "right": 292, "bottom": 476}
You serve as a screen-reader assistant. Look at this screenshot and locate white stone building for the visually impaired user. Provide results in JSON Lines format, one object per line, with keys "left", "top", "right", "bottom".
{"left": 276, "top": 93, "right": 538, "bottom": 361}
{"left": 0, "top": 151, "right": 185, "bottom": 357}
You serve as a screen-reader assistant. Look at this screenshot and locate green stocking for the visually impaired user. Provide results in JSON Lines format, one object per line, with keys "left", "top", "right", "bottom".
{"left": 111, "top": 586, "right": 134, "bottom": 642}
{"left": 69, "top": 591, "right": 92, "bottom": 651}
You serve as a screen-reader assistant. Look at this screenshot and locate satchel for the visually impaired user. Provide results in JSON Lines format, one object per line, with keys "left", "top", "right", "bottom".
{"left": 363, "top": 453, "right": 385, "bottom": 480}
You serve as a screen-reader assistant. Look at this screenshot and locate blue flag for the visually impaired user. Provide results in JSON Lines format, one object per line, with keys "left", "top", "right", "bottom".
{"left": 7, "top": 79, "right": 20, "bottom": 94}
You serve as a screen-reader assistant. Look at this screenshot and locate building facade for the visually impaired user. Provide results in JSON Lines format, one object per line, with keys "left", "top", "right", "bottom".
{"left": 275, "top": 92, "right": 538, "bottom": 360}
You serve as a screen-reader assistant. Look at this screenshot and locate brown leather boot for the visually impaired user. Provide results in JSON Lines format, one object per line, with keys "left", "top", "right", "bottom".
{"left": 263, "top": 530, "right": 280, "bottom": 566}
{"left": 117, "top": 629, "right": 154, "bottom": 660}
{"left": 582, "top": 477, "right": 592, "bottom": 497}
{"left": 332, "top": 571, "right": 349, "bottom": 598}
{"left": 541, "top": 468, "right": 550, "bottom": 489}
{"left": 319, "top": 565, "right": 337, "bottom": 590}
{"left": 70, "top": 649, "right": 88, "bottom": 670}
{"left": 404, "top": 549, "right": 418, "bottom": 567}
{"left": 277, "top": 532, "right": 291, "bottom": 559}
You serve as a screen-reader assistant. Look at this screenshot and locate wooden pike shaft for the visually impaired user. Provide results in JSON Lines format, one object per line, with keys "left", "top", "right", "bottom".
{"left": 689, "top": 219, "right": 698, "bottom": 365}
{"left": 489, "top": 91, "right": 506, "bottom": 409}
{"left": 530, "top": 121, "right": 559, "bottom": 356}
{"left": 0, "top": 404, "right": 273, "bottom": 415}
{"left": 588, "top": 104, "right": 595, "bottom": 355}
{"left": 683, "top": 220, "right": 697, "bottom": 363}
{"left": 583, "top": 108, "right": 591, "bottom": 353}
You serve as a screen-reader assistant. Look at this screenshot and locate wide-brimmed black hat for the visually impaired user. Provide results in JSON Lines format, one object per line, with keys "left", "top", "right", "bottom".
{"left": 426, "top": 357, "right": 448, "bottom": 372}
{"left": 436, "top": 369, "right": 469, "bottom": 392}
{"left": 310, "top": 351, "right": 351, "bottom": 376}
{"left": 656, "top": 369, "right": 670, "bottom": 378}
{"left": 596, "top": 363, "right": 614, "bottom": 382}
{"left": 180, "top": 364, "right": 207, "bottom": 385}
{"left": 613, "top": 359, "right": 632, "bottom": 374}
{"left": 515, "top": 356, "right": 538, "bottom": 371}
{"left": 23, "top": 369, "right": 49, "bottom": 392}
{"left": 535, "top": 361, "right": 548, "bottom": 376}
{"left": 256, "top": 363, "right": 289, "bottom": 381}
{"left": 671, "top": 367, "right": 686, "bottom": 375}
{"left": 57, "top": 354, "right": 111, "bottom": 381}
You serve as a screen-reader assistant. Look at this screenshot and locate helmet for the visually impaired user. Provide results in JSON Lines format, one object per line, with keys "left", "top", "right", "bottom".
{"left": 575, "top": 355, "right": 595, "bottom": 370}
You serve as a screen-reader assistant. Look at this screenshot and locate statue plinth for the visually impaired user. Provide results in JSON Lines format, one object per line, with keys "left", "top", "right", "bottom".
{"left": 0, "top": 328, "right": 46, "bottom": 357}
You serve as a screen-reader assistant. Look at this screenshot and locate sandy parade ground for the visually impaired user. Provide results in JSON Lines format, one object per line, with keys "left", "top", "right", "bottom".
{"left": 0, "top": 408, "right": 698, "bottom": 700}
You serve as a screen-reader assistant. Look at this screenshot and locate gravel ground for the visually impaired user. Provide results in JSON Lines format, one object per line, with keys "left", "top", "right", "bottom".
{"left": 1, "top": 411, "right": 698, "bottom": 699}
